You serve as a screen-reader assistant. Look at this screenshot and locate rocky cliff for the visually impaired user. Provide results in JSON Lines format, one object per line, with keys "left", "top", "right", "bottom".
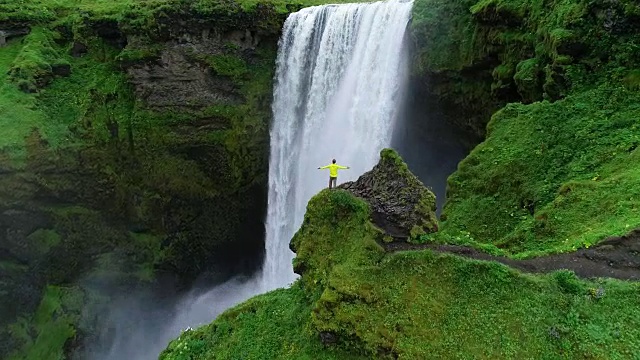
{"left": 409, "top": 0, "right": 640, "bottom": 139}
{"left": 290, "top": 149, "right": 439, "bottom": 288}
{"left": 406, "top": 0, "right": 640, "bottom": 258}
{"left": 338, "top": 148, "right": 438, "bottom": 240}
{"left": 0, "top": 1, "right": 289, "bottom": 358}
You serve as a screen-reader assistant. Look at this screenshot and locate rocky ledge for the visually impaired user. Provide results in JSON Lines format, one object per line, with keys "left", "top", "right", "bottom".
{"left": 339, "top": 148, "right": 438, "bottom": 241}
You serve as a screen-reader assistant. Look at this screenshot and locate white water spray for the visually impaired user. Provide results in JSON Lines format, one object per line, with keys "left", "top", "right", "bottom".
{"left": 261, "top": 0, "right": 413, "bottom": 290}
{"left": 86, "top": 2, "right": 412, "bottom": 358}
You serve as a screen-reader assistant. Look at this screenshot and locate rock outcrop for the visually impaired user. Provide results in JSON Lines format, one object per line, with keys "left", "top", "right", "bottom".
{"left": 410, "top": 0, "right": 640, "bottom": 140}
{"left": 339, "top": 148, "right": 438, "bottom": 240}
{"left": 0, "top": 27, "right": 29, "bottom": 47}
{"left": 0, "top": 4, "right": 284, "bottom": 359}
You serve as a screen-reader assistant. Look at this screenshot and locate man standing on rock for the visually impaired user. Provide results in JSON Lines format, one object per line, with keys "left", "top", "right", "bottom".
{"left": 318, "top": 159, "right": 350, "bottom": 189}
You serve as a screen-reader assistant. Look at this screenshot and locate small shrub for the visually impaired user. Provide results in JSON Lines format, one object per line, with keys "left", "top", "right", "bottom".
{"left": 553, "top": 270, "right": 584, "bottom": 295}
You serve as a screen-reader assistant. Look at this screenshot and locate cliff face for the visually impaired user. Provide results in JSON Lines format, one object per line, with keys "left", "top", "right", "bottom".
{"left": 409, "top": 0, "right": 640, "bottom": 139}
{"left": 411, "top": 0, "right": 640, "bottom": 256}
{"left": 338, "top": 148, "right": 438, "bottom": 239}
{"left": 0, "top": 2, "right": 287, "bottom": 358}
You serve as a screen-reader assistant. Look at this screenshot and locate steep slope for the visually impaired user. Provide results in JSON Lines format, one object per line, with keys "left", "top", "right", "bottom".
{"left": 160, "top": 150, "right": 640, "bottom": 359}
{"left": 0, "top": 1, "right": 284, "bottom": 358}
{"left": 403, "top": 0, "right": 640, "bottom": 257}
{"left": 410, "top": 0, "right": 640, "bottom": 138}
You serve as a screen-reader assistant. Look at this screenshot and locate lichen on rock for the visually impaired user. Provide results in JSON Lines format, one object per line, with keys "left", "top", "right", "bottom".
{"left": 339, "top": 148, "right": 438, "bottom": 240}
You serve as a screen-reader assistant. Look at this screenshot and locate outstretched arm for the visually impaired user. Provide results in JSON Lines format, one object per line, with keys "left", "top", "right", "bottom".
{"left": 337, "top": 165, "right": 350, "bottom": 169}
{"left": 318, "top": 165, "right": 329, "bottom": 169}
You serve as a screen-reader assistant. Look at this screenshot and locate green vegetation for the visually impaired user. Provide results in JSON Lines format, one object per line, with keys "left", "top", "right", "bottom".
{"left": 2, "top": 0, "right": 640, "bottom": 358}
{"left": 409, "top": 0, "right": 640, "bottom": 256}
{"left": 0, "top": 0, "right": 372, "bottom": 29}
{"left": 161, "top": 189, "right": 640, "bottom": 359}
{"left": 7, "top": 27, "right": 68, "bottom": 92}
{"left": 161, "top": 284, "right": 367, "bottom": 360}
{"left": 410, "top": 0, "right": 640, "bottom": 135}
{"left": 0, "top": 0, "right": 303, "bottom": 357}
{"left": 0, "top": 38, "right": 47, "bottom": 159}
{"left": 7, "top": 286, "right": 83, "bottom": 360}
{"left": 443, "top": 85, "right": 640, "bottom": 257}
{"left": 26, "top": 229, "right": 62, "bottom": 254}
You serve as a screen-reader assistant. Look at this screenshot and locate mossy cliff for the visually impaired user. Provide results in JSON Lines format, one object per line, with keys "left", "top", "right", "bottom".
{"left": 338, "top": 148, "right": 438, "bottom": 239}
{"left": 410, "top": 0, "right": 640, "bottom": 139}
{"left": 0, "top": 1, "right": 293, "bottom": 358}
{"left": 160, "top": 150, "right": 640, "bottom": 359}
{"left": 411, "top": 0, "right": 640, "bottom": 258}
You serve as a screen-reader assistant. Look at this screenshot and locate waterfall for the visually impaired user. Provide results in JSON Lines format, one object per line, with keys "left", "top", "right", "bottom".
{"left": 261, "top": 0, "right": 413, "bottom": 290}
{"left": 85, "top": 2, "right": 412, "bottom": 358}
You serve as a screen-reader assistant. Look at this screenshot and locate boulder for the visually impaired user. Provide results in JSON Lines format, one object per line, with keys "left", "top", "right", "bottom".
{"left": 0, "top": 27, "right": 30, "bottom": 47}
{"left": 339, "top": 148, "right": 438, "bottom": 240}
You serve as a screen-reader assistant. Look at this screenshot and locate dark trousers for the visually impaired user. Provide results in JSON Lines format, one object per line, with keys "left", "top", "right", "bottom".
{"left": 329, "top": 176, "right": 337, "bottom": 189}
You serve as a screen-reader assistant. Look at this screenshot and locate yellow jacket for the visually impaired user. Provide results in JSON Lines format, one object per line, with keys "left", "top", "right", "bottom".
{"left": 319, "top": 163, "right": 349, "bottom": 177}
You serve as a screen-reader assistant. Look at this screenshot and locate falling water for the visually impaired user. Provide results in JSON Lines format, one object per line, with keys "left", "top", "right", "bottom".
{"left": 85, "top": 2, "right": 413, "bottom": 358}
{"left": 261, "top": 0, "right": 413, "bottom": 290}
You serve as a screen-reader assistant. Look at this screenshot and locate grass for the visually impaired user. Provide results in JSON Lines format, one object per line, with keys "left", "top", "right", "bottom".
{"left": 160, "top": 284, "right": 367, "bottom": 360}
{"left": 407, "top": 0, "right": 640, "bottom": 258}
{"left": 160, "top": 189, "right": 640, "bottom": 359}
{"left": 442, "top": 84, "right": 640, "bottom": 256}
{"left": 7, "top": 286, "right": 82, "bottom": 360}
{"left": 0, "top": 38, "right": 47, "bottom": 160}
{"left": 0, "top": 29, "right": 131, "bottom": 161}
{"left": 1, "top": 0, "right": 377, "bottom": 29}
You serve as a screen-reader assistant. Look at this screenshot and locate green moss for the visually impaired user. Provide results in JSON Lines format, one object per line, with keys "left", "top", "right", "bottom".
{"left": 26, "top": 229, "right": 62, "bottom": 255}
{"left": 0, "top": 39, "right": 46, "bottom": 160}
{"left": 7, "top": 286, "right": 82, "bottom": 360}
{"left": 443, "top": 84, "right": 640, "bottom": 256}
{"left": 410, "top": 0, "right": 477, "bottom": 72}
{"left": 7, "top": 27, "right": 67, "bottom": 92}
{"left": 207, "top": 54, "right": 249, "bottom": 79}
{"left": 513, "top": 58, "right": 542, "bottom": 102}
{"left": 291, "top": 189, "right": 384, "bottom": 291}
{"left": 162, "top": 194, "right": 640, "bottom": 358}
{"left": 128, "top": 232, "right": 164, "bottom": 281}
{"left": 1, "top": 0, "right": 373, "bottom": 32}
{"left": 409, "top": 224, "right": 426, "bottom": 239}
{"left": 116, "top": 43, "right": 164, "bottom": 63}
{"left": 160, "top": 284, "right": 367, "bottom": 360}
{"left": 411, "top": 0, "right": 640, "bottom": 134}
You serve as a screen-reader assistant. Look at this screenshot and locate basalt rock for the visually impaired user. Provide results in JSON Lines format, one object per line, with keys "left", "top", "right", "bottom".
{"left": 0, "top": 27, "right": 30, "bottom": 47}
{"left": 339, "top": 148, "right": 438, "bottom": 240}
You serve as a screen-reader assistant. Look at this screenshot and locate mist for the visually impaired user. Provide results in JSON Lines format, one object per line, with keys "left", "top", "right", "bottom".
{"left": 392, "top": 77, "right": 476, "bottom": 214}
{"left": 77, "top": 275, "right": 262, "bottom": 360}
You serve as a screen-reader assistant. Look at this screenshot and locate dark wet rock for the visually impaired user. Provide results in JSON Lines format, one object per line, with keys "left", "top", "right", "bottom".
{"left": 124, "top": 32, "right": 249, "bottom": 110}
{"left": 0, "top": 27, "right": 30, "bottom": 47}
{"left": 51, "top": 63, "right": 71, "bottom": 77}
{"left": 70, "top": 42, "right": 88, "bottom": 57}
{"left": 320, "top": 331, "right": 337, "bottom": 345}
{"left": 339, "top": 148, "right": 438, "bottom": 240}
{"left": 0, "top": 208, "right": 51, "bottom": 263}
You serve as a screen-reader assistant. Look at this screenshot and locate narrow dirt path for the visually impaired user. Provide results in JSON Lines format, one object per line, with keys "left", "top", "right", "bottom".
{"left": 384, "top": 230, "right": 640, "bottom": 280}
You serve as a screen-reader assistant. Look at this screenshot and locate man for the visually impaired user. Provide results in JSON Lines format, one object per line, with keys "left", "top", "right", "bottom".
{"left": 318, "top": 159, "right": 350, "bottom": 189}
